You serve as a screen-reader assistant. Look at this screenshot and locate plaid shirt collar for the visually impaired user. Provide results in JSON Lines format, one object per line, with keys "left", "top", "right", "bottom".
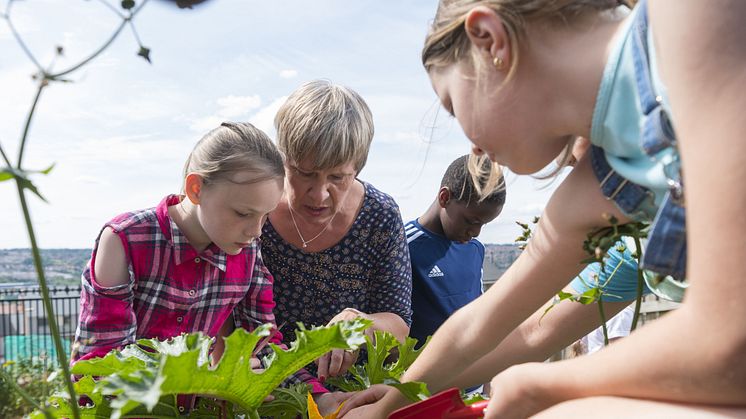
{"left": 158, "top": 195, "right": 228, "bottom": 271}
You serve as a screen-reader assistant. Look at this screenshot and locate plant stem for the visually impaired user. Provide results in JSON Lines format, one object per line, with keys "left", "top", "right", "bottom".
{"left": 4, "top": 0, "right": 44, "bottom": 72}
{"left": 49, "top": 19, "right": 128, "bottom": 79}
{"left": 597, "top": 297, "right": 609, "bottom": 346}
{"left": 631, "top": 236, "right": 645, "bottom": 331}
{"left": 0, "top": 142, "right": 12, "bottom": 166}
{"left": 96, "top": 0, "right": 126, "bottom": 19}
{"left": 16, "top": 81, "right": 46, "bottom": 168}
{"left": 15, "top": 183, "right": 81, "bottom": 419}
{"left": 50, "top": 0, "right": 149, "bottom": 79}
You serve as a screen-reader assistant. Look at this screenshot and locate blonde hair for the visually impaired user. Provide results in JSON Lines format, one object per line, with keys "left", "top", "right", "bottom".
{"left": 423, "top": 0, "right": 632, "bottom": 197}
{"left": 275, "top": 79, "right": 374, "bottom": 172}
{"left": 422, "top": 0, "right": 634, "bottom": 75}
{"left": 467, "top": 153, "right": 505, "bottom": 201}
{"left": 182, "top": 121, "right": 284, "bottom": 192}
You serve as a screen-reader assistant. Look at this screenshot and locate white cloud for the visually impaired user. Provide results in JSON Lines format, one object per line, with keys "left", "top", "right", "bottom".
{"left": 0, "top": 1, "right": 564, "bottom": 248}
{"left": 216, "top": 95, "right": 262, "bottom": 118}
{"left": 189, "top": 116, "right": 223, "bottom": 133}
{"left": 279, "top": 69, "right": 298, "bottom": 79}
{"left": 189, "top": 95, "right": 263, "bottom": 132}
{"left": 249, "top": 96, "right": 287, "bottom": 138}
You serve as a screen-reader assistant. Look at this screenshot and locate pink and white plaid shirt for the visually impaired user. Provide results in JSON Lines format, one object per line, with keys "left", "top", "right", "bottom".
{"left": 73, "top": 195, "right": 325, "bottom": 393}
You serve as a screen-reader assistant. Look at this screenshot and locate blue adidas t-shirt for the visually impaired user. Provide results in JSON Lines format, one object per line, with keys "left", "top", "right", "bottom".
{"left": 405, "top": 219, "right": 485, "bottom": 347}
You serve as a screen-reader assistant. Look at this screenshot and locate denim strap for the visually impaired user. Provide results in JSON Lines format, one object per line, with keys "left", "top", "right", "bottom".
{"left": 630, "top": 0, "right": 687, "bottom": 280}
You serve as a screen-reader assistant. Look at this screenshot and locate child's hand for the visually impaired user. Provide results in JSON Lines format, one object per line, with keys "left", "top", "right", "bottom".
{"left": 336, "top": 384, "right": 393, "bottom": 417}
{"left": 483, "top": 363, "right": 555, "bottom": 419}
{"left": 314, "top": 391, "right": 355, "bottom": 416}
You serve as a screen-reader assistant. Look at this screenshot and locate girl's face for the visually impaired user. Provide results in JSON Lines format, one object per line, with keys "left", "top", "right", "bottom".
{"left": 285, "top": 157, "right": 358, "bottom": 226}
{"left": 196, "top": 173, "right": 284, "bottom": 255}
{"left": 429, "top": 62, "right": 571, "bottom": 174}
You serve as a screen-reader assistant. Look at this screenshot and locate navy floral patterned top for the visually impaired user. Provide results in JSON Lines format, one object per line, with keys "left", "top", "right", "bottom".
{"left": 262, "top": 181, "right": 413, "bottom": 344}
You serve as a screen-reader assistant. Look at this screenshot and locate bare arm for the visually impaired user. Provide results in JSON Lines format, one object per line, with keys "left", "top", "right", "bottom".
{"left": 447, "top": 290, "right": 630, "bottom": 390}
{"left": 344, "top": 156, "right": 628, "bottom": 415}
{"left": 400, "top": 156, "right": 625, "bottom": 385}
{"left": 482, "top": 2, "right": 746, "bottom": 416}
{"left": 318, "top": 308, "right": 409, "bottom": 379}
{"left": 93, "top": 227, "right": 130, "bottom": 287}
{"left": 365, "top": 312, "right": 409, "bottom": 342}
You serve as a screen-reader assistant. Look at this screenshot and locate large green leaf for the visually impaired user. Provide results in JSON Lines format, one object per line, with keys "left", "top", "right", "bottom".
{"left": 37, "top": 320, "right": 370, "bottom": 418}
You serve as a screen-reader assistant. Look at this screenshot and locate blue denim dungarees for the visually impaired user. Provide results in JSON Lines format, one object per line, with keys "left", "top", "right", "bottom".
{"left": 589, "top": 0, "right": 687, "bottom": 283}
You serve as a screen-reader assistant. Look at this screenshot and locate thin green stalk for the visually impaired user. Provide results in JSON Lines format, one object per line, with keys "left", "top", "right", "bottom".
{"left": 96, "top": 0, "right": 126, "bottom": 19}
{"left": 15, "top": 183, "right": 80, "bottom": 419}
{"left": 50, "top": 0, "right": 149, "bottom": 79}
{"left": 49, "top": 19, "right": 128, "bottom": 78}
{"left": 631, "top": 236, "right": 645, "bottom": 331}
{"left": 0, "top": 142, "right": 12, "bottom": 166}
{"left": 4, "top": 0, "right": 44, "bottom": 72}
{"left": 597, "top": 297, "right": 609, "bottom": 346}
{"left": 16, "top": 81, "right": 46, "bottom": 168}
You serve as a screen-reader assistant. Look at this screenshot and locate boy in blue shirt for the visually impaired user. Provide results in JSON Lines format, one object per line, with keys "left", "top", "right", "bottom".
{"left": 406, "top": 155, "right": 506, "bottom": 348}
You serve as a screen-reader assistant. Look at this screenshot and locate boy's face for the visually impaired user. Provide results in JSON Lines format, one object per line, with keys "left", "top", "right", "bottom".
{"left": 439, "top": 189, "right": 503, "bottom": 243}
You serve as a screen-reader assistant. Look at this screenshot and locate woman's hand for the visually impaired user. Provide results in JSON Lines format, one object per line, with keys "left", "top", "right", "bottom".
{"left": 316, "top": 307, "right": 370, "bottom": 380}
{"left": 337, "top": 384, "right": 395, "bottom": 417}
{"left": 249, "top": 357, "right": 275, "bottom": 402}
{"left": 316, "top": 348, "right": 359, "bottom": 380}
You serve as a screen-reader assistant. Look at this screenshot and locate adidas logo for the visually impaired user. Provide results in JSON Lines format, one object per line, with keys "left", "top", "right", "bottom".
{"left": 428, "top": 265, "right": 444, "bottom": 278}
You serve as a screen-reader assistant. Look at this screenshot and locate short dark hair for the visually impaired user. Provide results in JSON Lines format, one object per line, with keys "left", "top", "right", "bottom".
{"left": 441, "top": 155, "right": 506, "bottom": 206}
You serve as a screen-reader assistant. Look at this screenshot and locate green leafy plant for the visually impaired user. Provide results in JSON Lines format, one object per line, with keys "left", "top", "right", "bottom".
{"left": 326, "top": 330, "right": 431, "bottom": 402}
{"left": 580, "top": 214, "right": 649, "bottom": 331}
{"left": 31, "top": 319, "right": 370, "bottom": 419}
{"left": 256, "top": 383, "right": 312, "bottom": 418}
{"left": 514, "top": 214, "right": 650, "bottom": 346}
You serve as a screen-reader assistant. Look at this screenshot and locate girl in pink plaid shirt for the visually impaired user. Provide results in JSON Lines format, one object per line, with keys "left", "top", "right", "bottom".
{"left": 73, "top": 122, "right": 344, "bottom": 413}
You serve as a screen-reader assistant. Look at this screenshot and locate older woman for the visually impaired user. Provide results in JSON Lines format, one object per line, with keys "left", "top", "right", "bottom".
{"left": 262, "top": 80, "right": 412, "bottom": 382}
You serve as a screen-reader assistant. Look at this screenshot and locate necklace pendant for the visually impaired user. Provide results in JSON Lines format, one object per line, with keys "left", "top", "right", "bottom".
{"left": 302, "top": 242, "right": 308, "bottom": 248}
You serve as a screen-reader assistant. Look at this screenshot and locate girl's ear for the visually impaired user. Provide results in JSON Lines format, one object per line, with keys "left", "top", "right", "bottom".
{"left": 464, "top": 6, "right": 511, "bottom": 71}
{"left": 184, "top": 173, "right": 204, "bottom": 205}
{"left": 438, "top": 187, "right": 452, "bottom": 208}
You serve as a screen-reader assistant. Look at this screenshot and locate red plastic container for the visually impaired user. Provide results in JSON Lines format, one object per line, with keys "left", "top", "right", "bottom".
{"left": 388, "top": 388, "right": 489, "bottom": 419}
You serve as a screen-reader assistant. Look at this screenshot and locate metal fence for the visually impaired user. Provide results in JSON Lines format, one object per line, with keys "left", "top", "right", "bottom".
{"left": 0, "top": 286, "right": 81, "bottom": 369}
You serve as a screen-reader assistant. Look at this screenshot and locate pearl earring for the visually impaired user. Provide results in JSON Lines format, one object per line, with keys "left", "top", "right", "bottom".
{"left": 493, "top": 56, "right": 504, "bottom": 69}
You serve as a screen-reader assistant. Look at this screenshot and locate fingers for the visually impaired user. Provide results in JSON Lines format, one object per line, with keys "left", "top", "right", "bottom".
{"left": 338, "top": 350, "right": 358, "bottom": 376}
{"left": 315, "top": 391, "right": 356, "bottom": 416}
{"left": 337, "top": 384, "right": 391, "bottom": 417}
{"left": 250, "top": 356, "right": 264, "bottom": 373}
{"left": 317, "top": 351, "right": 331, "bottom": 381}
{"left": 326, "top": 349, "right": 358, "bottom": 377}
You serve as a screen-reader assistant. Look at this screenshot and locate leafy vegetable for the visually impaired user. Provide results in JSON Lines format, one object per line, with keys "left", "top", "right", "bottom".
{"left": 326, "top": 331, "right": 431, "bottom": 401}
{"left": 33, "top": 320, "right": 370, "bottom": 418}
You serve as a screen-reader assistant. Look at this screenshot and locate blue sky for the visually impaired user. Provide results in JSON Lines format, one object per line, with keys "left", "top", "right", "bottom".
{"left": 0, "top": 0, "right": 562, "bottom": 249}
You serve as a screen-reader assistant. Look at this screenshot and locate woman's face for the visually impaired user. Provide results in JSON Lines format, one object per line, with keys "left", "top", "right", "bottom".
{"left": 285, "top": 157, "right": 358, "bottom": 226}
{"left": 429, "top": 62, "right": 570, "bottom": 174}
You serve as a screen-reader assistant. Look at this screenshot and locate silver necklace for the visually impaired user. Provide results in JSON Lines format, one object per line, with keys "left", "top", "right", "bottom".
{"left": 287, "top": 204, "right": 336, "bottom": 248}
